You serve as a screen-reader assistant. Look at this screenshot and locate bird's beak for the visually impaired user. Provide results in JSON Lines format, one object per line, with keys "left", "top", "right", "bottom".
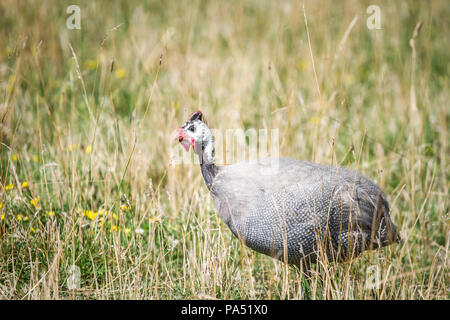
{"left": 176, "top": 127, "right": 193, "bottom": 152}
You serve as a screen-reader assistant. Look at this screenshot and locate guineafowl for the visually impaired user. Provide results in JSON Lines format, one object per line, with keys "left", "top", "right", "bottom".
{"left": 176, "top": 111, "right": 401, "bottom": 267}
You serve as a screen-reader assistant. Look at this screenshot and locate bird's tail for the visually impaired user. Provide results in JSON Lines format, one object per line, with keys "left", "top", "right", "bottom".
{"left": 371, "top": 194, "right": 402, "bottom": 248}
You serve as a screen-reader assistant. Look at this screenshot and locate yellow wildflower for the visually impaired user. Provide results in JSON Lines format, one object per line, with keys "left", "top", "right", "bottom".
{"left": 112, "top": 213, "right": 118, "bottom": 221}
{"left": 1, "top": 214, "right": 4, "bottom": 221}
{"left": 46, "top": 210, "right": 55, "bottom": 217}
{"left": 33, "top": 155, "right": 39, "bottom": 163}
{"left": 68, "top": 144, "right": 79, "bottom": 152}
{"left": 31, "top": 227, "right": 36, "bottom": 233}
{"left": 30, "top": 197, "right": 39, "bottom": 208}
{"left": 120, "top": 205, "right": 130, "bottom": 211}
{"left": 84, "top": 210, "right": 98, "bottom": 221}
{"left": 115, "top": 68, "right": 126, "bottom": 79}
{"left": 85, "top": 145, "right": 92, "bottom": 154}
{"left": 21, "top": 181, "right": 28, "bottom": 188}
{"left": 0, "top": 203, "right": 2, "bottom": 209}
{"left": 16, "top": 214, "right": 23, "bottom": 221}
{"left": 84, "top": 59, "right": 97, "bottom": 70}
{"left": 112, "top": 225, "right": 118, "bottom": 232}
{"left": 12, "top": 154, "right": 18, "bottom": 162}
{"left": 124, "top": 228, "right": 131, "bottom": 234}
{"left": 149, "top": 216, "right": 160, "bottom": 224}
{"left": 5, "top": 184, "right": 14, "bottom": 191}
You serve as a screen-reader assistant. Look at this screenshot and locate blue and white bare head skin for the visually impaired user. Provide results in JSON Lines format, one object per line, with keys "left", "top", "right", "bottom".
{"left": 177, "top": 111, "right": 214, "bottom": 164}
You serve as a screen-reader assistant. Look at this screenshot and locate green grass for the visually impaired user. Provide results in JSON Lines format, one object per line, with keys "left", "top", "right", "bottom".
{"left": 0, "top": 0, "right": 448, "bottom": 299}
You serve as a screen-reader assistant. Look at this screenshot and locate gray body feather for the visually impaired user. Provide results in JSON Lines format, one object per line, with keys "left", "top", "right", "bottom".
{"left": 203, "top": 158, "right": 400, "bottom": 265}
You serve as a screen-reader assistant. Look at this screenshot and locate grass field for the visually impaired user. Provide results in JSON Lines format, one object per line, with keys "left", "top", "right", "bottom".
{"left": 0, "top": 0, "right": 448, "bottom": 299}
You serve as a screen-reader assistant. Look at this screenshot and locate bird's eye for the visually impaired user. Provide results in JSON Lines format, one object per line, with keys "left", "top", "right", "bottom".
{"left": 188, "top": 125, "right": 195, "bottom": 132}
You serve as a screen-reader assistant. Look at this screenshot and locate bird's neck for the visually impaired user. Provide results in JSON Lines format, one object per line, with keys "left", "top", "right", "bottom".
{"left": 197, "top": 135, "right": 217, "bottom": 189}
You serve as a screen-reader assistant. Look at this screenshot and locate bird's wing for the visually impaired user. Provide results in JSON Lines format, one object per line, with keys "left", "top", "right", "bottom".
{"left": 212, "top": 158, "right": 398, "bottom": 243}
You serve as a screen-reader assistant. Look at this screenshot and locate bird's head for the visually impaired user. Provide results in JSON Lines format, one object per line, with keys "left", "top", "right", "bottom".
{"left": 176, "top": 110, "right": 212, "bottom": 154}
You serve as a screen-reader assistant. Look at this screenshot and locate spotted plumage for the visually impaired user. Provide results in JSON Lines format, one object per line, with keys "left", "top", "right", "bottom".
{"left": 177, "top": 111, "right": 401, "bottom": 266}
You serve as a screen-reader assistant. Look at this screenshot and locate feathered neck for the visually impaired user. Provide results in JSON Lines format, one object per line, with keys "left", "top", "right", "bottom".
{"left": 196, "top": 131, "right": 218, "bottom": 189}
